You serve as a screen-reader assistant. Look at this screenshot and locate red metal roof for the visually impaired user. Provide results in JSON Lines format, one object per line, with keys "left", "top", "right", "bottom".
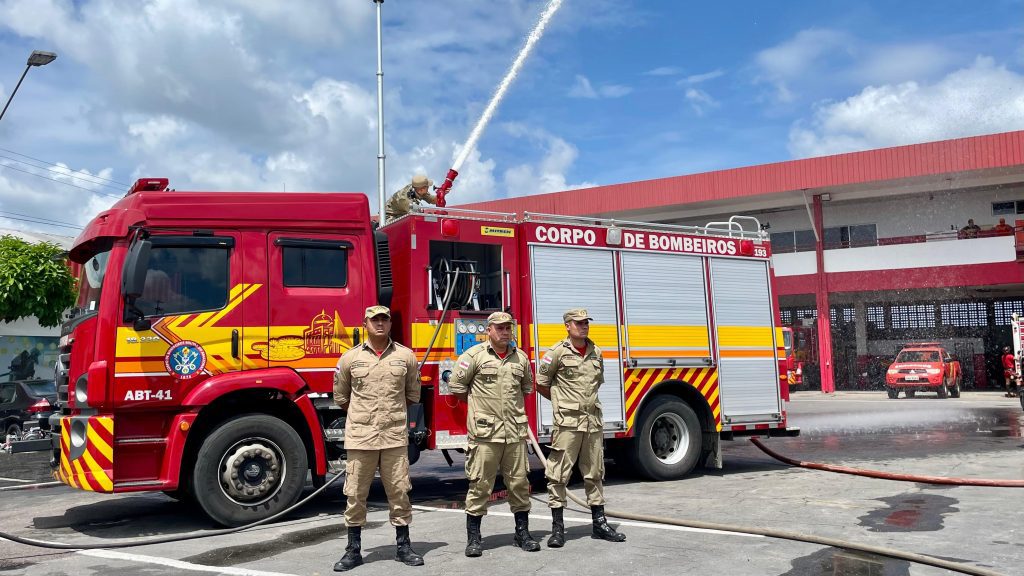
{"left": 457, "top": 130, "right": 1024, "bottom": 216}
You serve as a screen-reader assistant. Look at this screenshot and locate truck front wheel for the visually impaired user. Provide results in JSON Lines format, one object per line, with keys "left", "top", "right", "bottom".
{"left": 193, "top": 414, "right": 308, "bottom": 527}
{"left": 627, "top": 396, "right": 702, "bottom": 481}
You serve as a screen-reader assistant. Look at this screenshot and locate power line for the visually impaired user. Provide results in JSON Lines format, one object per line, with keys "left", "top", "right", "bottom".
{"left": 0, "top": 146, "right": 130, "bottom": 187}
{"left": 0, "top": 214, "right": 83, "bottom": 231}
{"left": 0, "top": 163, "right": 124, "bottom": 198}
{"left": 0, "top": 154, "right": 127, "bottom": 192}
{"left": 0, "top": 210, "right": 83, "bottom": 229}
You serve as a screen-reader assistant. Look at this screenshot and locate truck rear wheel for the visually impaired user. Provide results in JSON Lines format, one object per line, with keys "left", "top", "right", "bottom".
{"left": 627, "top": 396, "right": 701, "bottom": 481}
{"left": 937, "top": 381, "right": 949, "bottom": 399}
{"left": 193, "top": 414, "right": 308, "bottom": 527}
{"left": 949, "top": 376, "right": 961, "bottom": 398}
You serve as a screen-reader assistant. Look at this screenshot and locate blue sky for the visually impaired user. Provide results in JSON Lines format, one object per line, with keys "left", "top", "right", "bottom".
{"left": 0, "top": 0, "right": 1022, "bottom": 235}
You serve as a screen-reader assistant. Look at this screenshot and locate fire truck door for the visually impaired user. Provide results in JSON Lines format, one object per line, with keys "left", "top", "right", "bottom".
{"left": 530, "top": 245, "right": 624, "bottom": 431}
{"left": 709, "top": 258, "right": 782, "bottom": 420}
{"left": 115, "top": 233, "right": 242, "bottom": 405}
{"left": 266, "top": 233, "right": 365, "bottom": 394}
{"left": 620, "top": 252, "right": 710, "bottom": 367}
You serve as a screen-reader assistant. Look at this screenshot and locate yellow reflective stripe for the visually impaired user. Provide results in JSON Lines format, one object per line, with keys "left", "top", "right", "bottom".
{"left": 717, "top": 326, "right": 774, "bottom": 348}
{"left": 81, "top": 450, "right": 114, "bottom": 492}
{"left": 72, "top": 460, "right": 93, "bottom": 492}
{"left": 626, "top": 325, "right": 709, "bottom": 348}
{"left": 87, "top": 427, "right": 113, "bottom": 463}
{"left": 536, "top": 324, "right": 617, "bottom": 350}
{"left": 96, "top": 417, "right": 113, "bottom": 436}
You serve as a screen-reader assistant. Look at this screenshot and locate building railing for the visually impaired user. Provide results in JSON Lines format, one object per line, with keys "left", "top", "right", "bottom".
{"left": 773, "top": 226, "right": 1016, "bottom": 254}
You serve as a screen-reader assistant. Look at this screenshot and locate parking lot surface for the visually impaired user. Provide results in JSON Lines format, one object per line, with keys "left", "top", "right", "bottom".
{"left": 1, "top": 391, "right": 1022, "bottom": 575}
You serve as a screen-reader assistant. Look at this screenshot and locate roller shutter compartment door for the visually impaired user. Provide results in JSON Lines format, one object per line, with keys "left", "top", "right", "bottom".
{"left": 709, "top": 258, "right": 781, "bottom": 418}
{"left": 530, "top": 245, "right": 624, "bottom": 429}
{"left": 621, "top": 252, "right": 710, "bottom": 367}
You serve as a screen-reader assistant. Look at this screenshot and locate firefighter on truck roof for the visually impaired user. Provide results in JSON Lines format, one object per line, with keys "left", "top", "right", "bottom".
{"left": 536, "top": 308, "right": 626, "bottom": 548}
{"left": 332, "top": 305, "right": 424, "bottom": 571}
{"left": 385, "top": 174, "right": 437, "bottom": 223}
{"left": 449, "top": 311, "right": 541, "bottom": 556}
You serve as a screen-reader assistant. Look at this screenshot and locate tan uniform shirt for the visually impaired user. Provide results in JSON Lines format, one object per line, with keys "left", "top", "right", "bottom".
{"left": 384, "top": 185, "right": 438, "bottom": 222}
{"left": 536, "top": 338, "right": 604, "bottom": 432}
{"left": 333, "top": 340, "right": 421, "bottom": 450}
{"left": 449, "top": 342, "right": 533, "bottom": 443}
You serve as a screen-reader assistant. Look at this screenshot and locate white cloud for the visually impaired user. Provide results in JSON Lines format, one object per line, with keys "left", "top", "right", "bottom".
{"left": 501, "top": 123, "right": 596, "bottom": 196}
{"left": 645, "top": 66, "right": 682, "bottom": 76}
{"left": 679, "top": 69, "right": 724, "bottom": 85}
{"left": 568, "top": 74, "right": 632, "bottom": 99}
{"left": 754, "top": 28, "right": 852, "bottom": 103}
{"left": 685, "top": 88, "right": 718, "bottom": 116}
{"left": 788, "top": 57, "right": 1024, "bottom": 158}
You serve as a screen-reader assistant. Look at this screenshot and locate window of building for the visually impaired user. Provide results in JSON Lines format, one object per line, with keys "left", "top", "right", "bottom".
{"left": 279, "top": 239, "right": 351, "bottom": 288}
{"left": 867, "top": 305, "right": 885, "bottom": 328}
{"left": 992, "top": 201, "right": 1016, "bottom": 216}
{"left": 843, "top": 307, "right": 856, "bottom": 323}
{"left": 793, "top": 229, "right": 816, "bottom": 252}
{"left": 994, "top": 300, "right": 1024, "bottom": 325}
{"left": 136, "top": 239, "right": 231, "bottom": 317}
{"left": 848, "top": 224, "right": 878, "bottom": 247}
{"left": 781, "top": 309, "right": 793, "bottom": 325}
{"left": 940, "top": 302, "right": 987, "bottom": 327}
{"left": 770, "top": 232, "right": 795, "bottom": 254}
{"left": 891, "top": 304, "right": 936, "bottom": 329}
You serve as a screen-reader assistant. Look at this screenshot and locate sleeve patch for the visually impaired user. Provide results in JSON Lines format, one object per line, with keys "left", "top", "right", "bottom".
{"left": 541, "top": 355, "right": 553, "bottom": 365}
{"left": 458, "top": 360, "right": 470, "bottom": 370}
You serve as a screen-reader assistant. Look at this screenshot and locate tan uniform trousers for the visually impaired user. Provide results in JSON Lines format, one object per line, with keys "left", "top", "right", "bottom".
{"left": 344, "top": 446, "right": 412, "bottom": 527}
{"left": 545, "top": 427, "right": 605, "bottom": 508}
{"left": 465, "top": 440, "right": 531, "bottom": 516}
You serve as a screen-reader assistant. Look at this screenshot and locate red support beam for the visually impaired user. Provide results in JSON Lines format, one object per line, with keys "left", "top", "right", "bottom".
{"left": 813, "top": 194, "right": 835, "bottom": 394}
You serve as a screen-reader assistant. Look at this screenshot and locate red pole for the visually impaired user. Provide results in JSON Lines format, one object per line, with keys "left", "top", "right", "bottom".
{"left": 813, "top": 194, "right": 835, "bottom": 393}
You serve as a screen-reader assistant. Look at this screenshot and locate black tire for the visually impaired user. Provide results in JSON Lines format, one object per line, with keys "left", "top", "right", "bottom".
{"left": 5, "top": 422, "right": 22, "bottom": 439}
{"left": 905, "top": 390, "right": 916, "bottom": 399}
{"left": 886, "top": 388, "right": 899, "bottom": 399}
{"left": 937, "top": 381, "right": 949, "bottom": 399}
{"left": 950, "top": 376, "right": 961, "bottom": 399}
{"left": 192, "top": 414, "right": 308, "bottom": 527}
{"left": 625, "top": 396, "right": 702, "bottom": 481}
{"left": 1019, "top": 393, "right": 1024, "bottom": 412}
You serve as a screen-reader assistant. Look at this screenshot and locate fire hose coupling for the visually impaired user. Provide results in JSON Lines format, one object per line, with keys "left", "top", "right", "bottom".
{"left": 434, "top": 168, "right": 459, "bottom": 207}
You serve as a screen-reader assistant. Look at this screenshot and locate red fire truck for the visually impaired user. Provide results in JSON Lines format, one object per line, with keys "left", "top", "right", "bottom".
{"left": 52, "top": 178, "right": 798, "bottom": 525}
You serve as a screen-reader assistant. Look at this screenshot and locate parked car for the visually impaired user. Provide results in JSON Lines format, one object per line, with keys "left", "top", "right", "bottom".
{"left": 885, "top": 343, "right": 962, "bottom": 399}
{"left": 0, "top": 379, "right": 57, "bottom": 438}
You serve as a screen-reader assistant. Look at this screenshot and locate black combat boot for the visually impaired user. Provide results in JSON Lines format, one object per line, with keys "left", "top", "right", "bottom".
{"left": 334, "top": 526, "right": 363, "bottom": 572}
{"left": 512, "top": 511, "right": 541, "bottom": 551}
{"left": 547, "top": 507, "right": 565, "bottom": 548}
{"left": 465, "top": 514, "right": 483, "bottom": 558}
{"left": 591, "top": 505, "right": 626, "bottom": 542}
{"left": 395, "top": 525, "right": 424, "bottom": 566}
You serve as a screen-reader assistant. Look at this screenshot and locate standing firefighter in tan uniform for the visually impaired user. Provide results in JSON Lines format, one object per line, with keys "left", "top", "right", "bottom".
{"left": 536, "top": 308, "right": 626, "bottom": 548}
{"left": 332, "top": 305, "right": 425, "bottom": 571}
{"left": 449, "top": 311, "right": 541, "bottom": 557}
{"left": 384, "top": 174, "right": 437, "bottom": 223}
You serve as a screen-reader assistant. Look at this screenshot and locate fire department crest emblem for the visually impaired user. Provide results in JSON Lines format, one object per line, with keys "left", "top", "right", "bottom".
{"left": 164, "top": 340, "right": 207, "bottom": 379}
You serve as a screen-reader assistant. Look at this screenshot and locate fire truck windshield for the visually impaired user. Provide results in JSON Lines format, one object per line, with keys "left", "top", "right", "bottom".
{"left": 76, "top": 248, "right": 110, "bottom": 314}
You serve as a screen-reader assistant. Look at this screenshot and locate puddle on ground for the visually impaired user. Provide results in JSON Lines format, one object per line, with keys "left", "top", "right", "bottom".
{"left": 781, "top": 548, "right": 910, "bottom": 576}
{"left": 180, "top": 521, "right": 379, "bottom": 567}
{"left": 857, "top": 494, "right": 958, "bottom": 532}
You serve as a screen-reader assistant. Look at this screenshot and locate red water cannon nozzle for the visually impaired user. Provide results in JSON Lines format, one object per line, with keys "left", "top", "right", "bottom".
{"left": 435, "top": 168, "right": 459, "bottom": 208}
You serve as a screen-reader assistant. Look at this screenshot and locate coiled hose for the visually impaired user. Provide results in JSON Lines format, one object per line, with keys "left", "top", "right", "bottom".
{"left": 524, "top": 430, "right": 1006, "bottom": 576}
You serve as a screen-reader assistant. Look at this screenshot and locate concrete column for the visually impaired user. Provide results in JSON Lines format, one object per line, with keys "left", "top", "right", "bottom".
{"left": 854, "top": 301, "right": 868, "bottom": 356}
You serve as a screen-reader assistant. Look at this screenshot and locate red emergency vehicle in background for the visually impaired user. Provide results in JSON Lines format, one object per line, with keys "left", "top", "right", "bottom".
{"left": 52, "top": 178, "right": 798, "bottom": 526}
{"left": 884, "top": 342, "right": 962, "bottom": 399}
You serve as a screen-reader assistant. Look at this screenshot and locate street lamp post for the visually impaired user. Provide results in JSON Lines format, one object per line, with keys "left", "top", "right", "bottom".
{"left": 0, "top": 50, "right": 57, "bottom": 122}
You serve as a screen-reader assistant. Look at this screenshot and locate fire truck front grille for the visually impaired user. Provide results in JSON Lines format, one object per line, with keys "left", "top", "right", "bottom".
{"left": 898, "top": 368, "right": 928, "bottom": 374}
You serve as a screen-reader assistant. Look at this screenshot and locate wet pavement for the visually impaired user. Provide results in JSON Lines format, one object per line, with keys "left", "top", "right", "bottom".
{"left": 1, "top": 390, "right": 1022, "bottom": 575}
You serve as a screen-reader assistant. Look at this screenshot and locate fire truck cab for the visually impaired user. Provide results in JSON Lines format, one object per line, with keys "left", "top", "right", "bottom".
{"left": 53, "top": 180, "right": 798, "bottom": 526}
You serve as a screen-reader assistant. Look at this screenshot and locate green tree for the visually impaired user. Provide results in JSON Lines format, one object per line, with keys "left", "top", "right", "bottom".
{"left": 0, "top": 235, "right": 77, "bottom": 328}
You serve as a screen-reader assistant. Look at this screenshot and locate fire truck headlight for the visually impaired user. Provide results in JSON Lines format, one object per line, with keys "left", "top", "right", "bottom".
{"left": 74, "top": 374, "right": 89, "bottom": 406}
{"left": 886, "top": 369, "right": 897, "bottom": 375}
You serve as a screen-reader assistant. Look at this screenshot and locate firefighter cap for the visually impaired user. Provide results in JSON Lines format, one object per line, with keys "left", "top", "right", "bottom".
{"left": 563, "top": 308, "right": 593, "bottom": 323}
{"left": 411, "top": 174, "right": 432, "bottom": 189}
{"left": 364, "top": 305, "right": 391, "bottom": 320}
{"left": 486, "top": 311, "right": 514, "bottom": 326}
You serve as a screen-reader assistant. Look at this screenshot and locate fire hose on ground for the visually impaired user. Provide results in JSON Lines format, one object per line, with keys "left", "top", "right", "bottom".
{"left": 523, "top": 430, "right": 1007, "bottom": 576}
